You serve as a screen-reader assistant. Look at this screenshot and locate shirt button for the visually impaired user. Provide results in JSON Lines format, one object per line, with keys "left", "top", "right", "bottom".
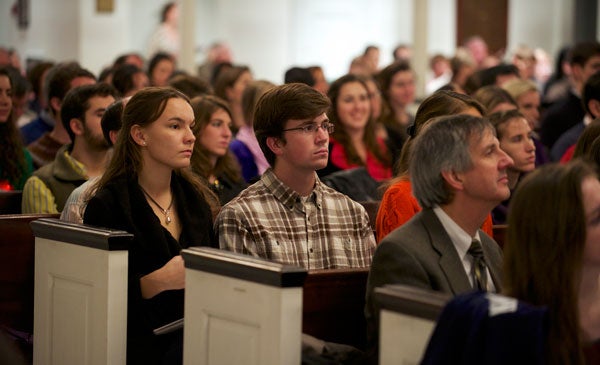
{"left": 309, "top": 248, "right": 314, "bottom": 253}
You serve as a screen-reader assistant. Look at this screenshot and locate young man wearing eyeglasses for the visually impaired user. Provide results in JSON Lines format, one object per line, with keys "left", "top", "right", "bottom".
{"left": 215, "top": 83, "right": 376, "bottom": 269}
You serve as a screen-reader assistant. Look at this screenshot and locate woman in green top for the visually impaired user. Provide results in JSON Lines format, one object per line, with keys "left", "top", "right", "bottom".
{"left": 0, "top": 67, "right": 33, "bottom": 190}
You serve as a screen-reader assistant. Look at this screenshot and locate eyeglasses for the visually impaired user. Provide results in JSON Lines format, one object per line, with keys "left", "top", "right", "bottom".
{"left": 282, "top": 122, "right": 335, "bottom": 134}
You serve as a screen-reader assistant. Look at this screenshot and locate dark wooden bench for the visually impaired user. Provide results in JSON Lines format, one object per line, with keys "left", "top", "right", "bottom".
{"left": 180, "top": 248, "right": 370, "bottom": 360}
{"left": 0, "top": 213, "right": 59, "bottom": 359}
{"left": 302, "top": 268, "right": 369, "bottom": 350}
{"left": 0, "top": 191, "right": 23, "bottom": 214}
{"left": 182, "top": 247, "right": 307, "bottom": 364}
{"left": 493, "top": 224, "right": 508, "bottom": 248}
{"left": 358, "top": 200, "right": 380, "bottom": 234}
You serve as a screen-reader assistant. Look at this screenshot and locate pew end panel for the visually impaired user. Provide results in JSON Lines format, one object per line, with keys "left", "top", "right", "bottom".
{"left": 31, "top": 218, "right": 132, "bottom": 365}
{"left": 302, "top": 268, "right": 369, "bottom": 350}
{"left": 374, "top": 284, "right": 450, "bottom": 365}
{"left": 182, "top": 247, "right": 307, "bottom": 365}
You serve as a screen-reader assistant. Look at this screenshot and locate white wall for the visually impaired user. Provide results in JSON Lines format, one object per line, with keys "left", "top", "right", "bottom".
{"left": 0, "top": 0, "right": 79, "bottom": 66}
{"left": 210, "top": 0, "right": 292, "bottom": 84}
{"left": 507, "top": 0, "right": 574, "bottom": 62}
{"left": 130, "top": 0, "right": 166, "bottom": 58}
{"left": 289, "top": 0, "right": 407, "bottom": 81}
{"left": 428, "top": 0, "right": 456, "bottom": 57}
{"left": 597, "top": 0, "right": 600, "bottom": 41}
{"left": 79, "top": 0, "right": 133, "bottom": 75}
{"left": 0, "top": 0, "right": 585, "bottom": 82}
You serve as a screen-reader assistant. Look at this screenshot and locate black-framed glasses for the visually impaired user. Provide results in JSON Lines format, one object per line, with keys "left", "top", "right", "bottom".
{"left": 282, "top": 122, "right": 335, "bottom": 134}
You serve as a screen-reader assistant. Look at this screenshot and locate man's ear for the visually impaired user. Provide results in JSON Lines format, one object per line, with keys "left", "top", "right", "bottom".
{"left": 588, "top": 99, "right": 600, "bottom": 119}
{"left": 49, "top": 97, "right": 61, "bottom": 115}
{"left": 266, "top": 136, "right": 283, "bottom": 156}
{"left": 130, "top": 124, "right": 146, "bottom": 146}
{"left": 109, "top": 130, "right": 119, "bottom": 145}
{"left": 69, "top": 118, "right": 84, "bottom": 136}
{"left": 441, "top": 169, "right": 464, "bottom": 191}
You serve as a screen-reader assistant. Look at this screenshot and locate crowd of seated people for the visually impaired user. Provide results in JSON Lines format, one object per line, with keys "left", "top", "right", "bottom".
{"left": 3, "top": 36, "right": 600, "bottom": 364}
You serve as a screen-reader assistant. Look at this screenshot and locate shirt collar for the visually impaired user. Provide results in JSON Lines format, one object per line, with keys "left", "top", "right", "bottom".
{"left": 433, "top": 205, "right": 481, "bottom": 261}
{"left": 59, "top": 144, "right": 87, "bottom": 178}
{"left": 260, "top": 168, "right": 323, "bottom": 210}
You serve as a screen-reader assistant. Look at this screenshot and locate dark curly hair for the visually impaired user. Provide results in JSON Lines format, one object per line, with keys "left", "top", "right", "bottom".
{"left": 0, "top": 67, "right": 27, "bottom": 189}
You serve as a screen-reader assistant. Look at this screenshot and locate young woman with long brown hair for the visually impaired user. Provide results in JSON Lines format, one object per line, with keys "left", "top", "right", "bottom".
{"left": 84, "top": 87, "right": 218, "bottom": 364}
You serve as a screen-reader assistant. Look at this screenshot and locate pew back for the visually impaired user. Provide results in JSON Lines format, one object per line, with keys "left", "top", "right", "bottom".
{"left": 302, "top": 268, "right": 369, "bottom": 350}
{"left": 0, "top": 213, "right": 58, "bottom": 340}
{"left": 0, "top": 190, "right": 23, "bottom": 214}
{"left": 358, "top": 200, "right": 380, "bottom": 234}
{"left": 492, "top": 224, "right": 508, "bottom": 248}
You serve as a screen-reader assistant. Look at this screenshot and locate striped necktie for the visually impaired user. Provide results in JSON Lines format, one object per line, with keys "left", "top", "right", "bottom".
{"left": 468, "top": 239, "right": 488, "bottom": 291}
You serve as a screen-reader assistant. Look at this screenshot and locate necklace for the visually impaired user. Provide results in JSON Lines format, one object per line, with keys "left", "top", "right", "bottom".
{"left": 140, "top": 186, "right": 174, "bottom": 225}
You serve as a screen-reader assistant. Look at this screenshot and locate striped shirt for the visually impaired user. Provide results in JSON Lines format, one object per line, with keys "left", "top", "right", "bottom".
{"left": 215, "top": 169, "right": 376, "bottom": 269}
{"left": 60, "top": 176, "right": 100, "bottom": 224}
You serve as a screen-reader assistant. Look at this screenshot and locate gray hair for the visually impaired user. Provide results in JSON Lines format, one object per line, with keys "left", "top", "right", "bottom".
{"left": 410, "top": 114, "right": 494, "bottom": 208}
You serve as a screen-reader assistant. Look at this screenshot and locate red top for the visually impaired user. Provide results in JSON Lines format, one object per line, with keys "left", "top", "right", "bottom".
{"left": 376, "top": 179, "right": 494, "bottom": 242}
{"left": 559, "top": 144, "right": 575, "bottom": 163}
{"left": 329, "top": 138, "right": 392, "bottom": 181}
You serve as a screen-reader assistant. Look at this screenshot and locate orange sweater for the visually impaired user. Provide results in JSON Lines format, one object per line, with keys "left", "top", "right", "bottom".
{"left": 376, "top": 179, "right": 494, "bottom": 242}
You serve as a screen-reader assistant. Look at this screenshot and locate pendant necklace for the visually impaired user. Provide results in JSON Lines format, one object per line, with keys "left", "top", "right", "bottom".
{"left": 140, "top": 186, "right": 174, "bottom": 225}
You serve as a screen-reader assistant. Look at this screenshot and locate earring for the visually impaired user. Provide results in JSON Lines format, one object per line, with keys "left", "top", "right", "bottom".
{"left": 142, "top": 141, "right": 147, "bottom": 146}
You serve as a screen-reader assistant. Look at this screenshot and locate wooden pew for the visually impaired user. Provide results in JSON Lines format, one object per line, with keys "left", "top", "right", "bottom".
{"left": 374, "top": 284, "right": 450, "bottom": 365}
{"left": 30, "top": 218, "right": 132, "bottom": 365}
{"left": 181, "top": 247, "right": 307, "bottom": 365}
{"left": 26, "top": 220, "right": 371, "bottom": 365}
{"left": 358, "top": 200, "right": 380, "bottom": 234}
{"left": 302, "top": 268, "right": 369, "bottom": 350}
{"left": 0, "top": 190, "right": 23, "bottom": 214}
{"left": 492, "top": 224, "right": 508, "bottom": 248}
{"left": 0, "top": 213, "right": 58, "bottom": 360}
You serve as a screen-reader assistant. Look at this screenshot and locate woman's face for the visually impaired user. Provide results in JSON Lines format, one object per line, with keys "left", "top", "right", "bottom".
{"left": 0, "top": 75, "right": 12, "bottom": 123}
{"left": 365, "top": 79, "right": 382, "bottom": 120}
{"left": 388, "top": 70, "right": 415, "bottom": 108}
{"left": 130, "top": 72, "right": 150, "bottom": 96}
{"left": 227, "top": 70, "right": 252, "bottom": 104}
{"left": 516, "top": 90, "right": 540, "bottom": 130}
{"left": 498, "top": 117, "right": 536, "bottom": 173}
{"left": 198, "top": 108, "right": 233, "bottom": 164}
{"left": 336, "top": 81, "right": 371, "bottom": 132}
{"left": 151, "top": 59, "right": 175, "bottom": 87}
{"left": 137, "top": 97, "right": 195, "bottom": 171}
{"left": 582, "top": 176, "right": 600, "bottom": 267}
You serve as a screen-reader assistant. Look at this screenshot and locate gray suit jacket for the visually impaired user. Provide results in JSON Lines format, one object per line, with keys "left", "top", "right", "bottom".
{"left": 364, "top": 208, "right": 503, "bottom": 358}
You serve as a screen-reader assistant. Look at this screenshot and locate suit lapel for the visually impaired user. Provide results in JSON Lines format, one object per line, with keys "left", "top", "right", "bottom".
{"left": 480, "top": 233, "right": 503, "bottom": 292}
{"left": 420, "top": 209, "right": 472, "bottom": 295}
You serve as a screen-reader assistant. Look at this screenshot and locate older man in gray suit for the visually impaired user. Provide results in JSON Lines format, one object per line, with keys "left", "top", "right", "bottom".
{"left": 364, "top": 114, "right": 513, "bottom": 361}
